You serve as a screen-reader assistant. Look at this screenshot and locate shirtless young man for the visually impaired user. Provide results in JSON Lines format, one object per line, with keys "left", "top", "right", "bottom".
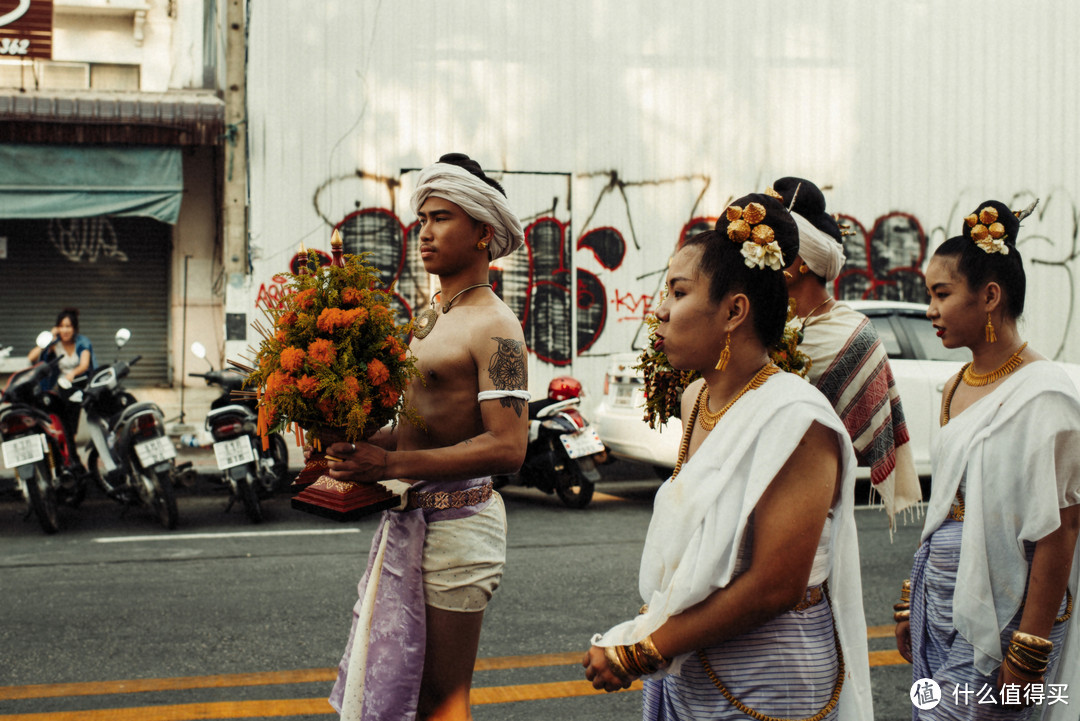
{"left": 324, "top": 153, "right": 529, "bottom": 721}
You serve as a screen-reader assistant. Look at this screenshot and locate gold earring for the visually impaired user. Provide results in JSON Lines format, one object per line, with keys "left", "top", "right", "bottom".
{"left": 783, "top": 270, "right": 793, "bottom": 279}
{"left": 985, "top": 313, "right": 997, "bottom": 343}
{"left": 477, "top": 241, "right": 489, "bottom": 251}
{"left": 715, "top": 333, "right": 731, "bottom": 372}
{"left": 799, "top": 264, "right": 810, "bottom": 274}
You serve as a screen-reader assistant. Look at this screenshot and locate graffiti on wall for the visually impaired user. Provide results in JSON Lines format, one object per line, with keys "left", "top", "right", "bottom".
{"left": 256, "top": 175, "right": 1080, "bottom": 364}
{"left": 48, "top": 218, "right": 128, "bottom": 263}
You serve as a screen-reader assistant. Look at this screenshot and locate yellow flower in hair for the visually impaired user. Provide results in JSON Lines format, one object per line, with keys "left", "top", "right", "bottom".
{"left": 965, "top": 205, "right": 1009, "bottom": 255}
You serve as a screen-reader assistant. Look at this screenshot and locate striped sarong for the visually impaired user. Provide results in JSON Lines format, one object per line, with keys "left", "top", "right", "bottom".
{"left": 911, "top": 519, "right": 1069, "bottom": 720}
{"left": 642, "top": 595, "right": 839, "bottom": 720}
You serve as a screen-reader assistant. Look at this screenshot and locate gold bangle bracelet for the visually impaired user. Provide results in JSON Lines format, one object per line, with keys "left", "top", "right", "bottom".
{"left": 603, "top": 646, "right": 632, "bottom": 683}
{"left": 1004, "top": 654, "right": 1045, "bottom": 681}
{"left": 894, "top": 610, "right": 911, "bottom": 623}
{"left": 893, "top": 602, "right": 911, "bottom": 612}
{"left": 637, "top": 635, "right": 671, "bottom": 671}
{"left": 1011, "top": 631, "right": 1054, "bottom": 655}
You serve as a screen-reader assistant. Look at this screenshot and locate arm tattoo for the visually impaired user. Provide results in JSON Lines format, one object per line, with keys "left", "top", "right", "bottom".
{"left": 487, "top": 337, "right": 527, "bottom": 417}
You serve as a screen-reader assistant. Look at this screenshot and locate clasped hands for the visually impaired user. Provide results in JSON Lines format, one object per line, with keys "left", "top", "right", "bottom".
{"left": 582, "top": 645, "right": 636, "bottom": 693}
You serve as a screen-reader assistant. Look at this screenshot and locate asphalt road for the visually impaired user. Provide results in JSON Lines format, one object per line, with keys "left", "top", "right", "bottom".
{"left": 0, "top": 462, "right": 923, "bottom": 720}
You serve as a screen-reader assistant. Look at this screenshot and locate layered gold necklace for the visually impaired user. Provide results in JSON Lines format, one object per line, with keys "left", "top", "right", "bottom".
{"left": 671, "top": 363, "right": 779, "bottom": 479}
{"left": 961, "top": 342, "right": 1027, "bottom": 387}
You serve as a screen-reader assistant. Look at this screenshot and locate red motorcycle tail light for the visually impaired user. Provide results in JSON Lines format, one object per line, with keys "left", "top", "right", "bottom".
{"left": 133, "top": 414, "right": 160, "bottom": 438}
{"left": 562, "top": 408, "right": 587, "bottom": 431}
{"left": 212, "top": 420, "right": 244, "bottom": 439}
{"left": 0, "top": 414, "right": 34, "bottom": 436}
{"left": 547, "top": 376, "right": 583, "bottom": 401}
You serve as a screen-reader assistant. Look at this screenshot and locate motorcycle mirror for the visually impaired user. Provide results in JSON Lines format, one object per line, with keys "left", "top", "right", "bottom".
{"left": 57, "top": 376, "right": 72, "bottom": 390}
{"left": 35, "top": 330, "right": 54, "bottom": 349}
{"left": 115, "top": 328, "right": 131, "bottom": 348}
{"left": 190, "top": 342, "right": 206, "bottom": 360}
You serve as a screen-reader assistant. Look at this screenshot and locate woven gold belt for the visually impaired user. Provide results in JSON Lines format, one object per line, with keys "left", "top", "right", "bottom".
{"left": 792, "top": 585, "right": 825, "bottom": 612}
{"left": 405, "top": 483, "right": 493, "bottom": 511}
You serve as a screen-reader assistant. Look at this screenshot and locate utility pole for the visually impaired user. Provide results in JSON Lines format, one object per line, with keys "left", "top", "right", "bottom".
{"left": 223, "top": 0, "right": 247, "bottom": 282}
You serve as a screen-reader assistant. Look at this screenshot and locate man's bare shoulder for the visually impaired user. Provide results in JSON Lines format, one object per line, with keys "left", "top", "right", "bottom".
{"left": 465, "top": 297, "right": 525, "bottom": 346}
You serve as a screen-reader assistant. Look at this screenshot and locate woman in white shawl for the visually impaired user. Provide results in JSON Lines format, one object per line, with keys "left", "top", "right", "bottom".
{"left": 895, "top": 200, "right": 1080, "bottom": 720}
{"left": 583, "top": 194, "right": 873, "bottom": 720}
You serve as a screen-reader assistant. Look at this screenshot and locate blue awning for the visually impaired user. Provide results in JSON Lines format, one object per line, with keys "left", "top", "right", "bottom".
{"left": 0, "top": 144, "right": 184, "bottom": 224}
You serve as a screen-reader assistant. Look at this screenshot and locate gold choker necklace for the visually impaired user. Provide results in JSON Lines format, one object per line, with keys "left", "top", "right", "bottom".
{"left": 962, "top": 342, "right": 1027, "bottom": 387}
{"left": 697, "top": 363, "right": 780, "bottom": 431}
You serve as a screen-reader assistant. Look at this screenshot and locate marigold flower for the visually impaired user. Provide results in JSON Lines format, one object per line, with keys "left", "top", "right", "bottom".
{"left": 341, "top": 287, "right": 364, "bottom": 307}
{"left": 317, "top": 308, "right": 344, "bottom": 334}
{"left": 280, "top": 347, "right": 306, "bottom": 373}
{"left": 277, "top": 311, "right": 298, "bottom": 327}
{"left": 296, "top": 375, "right": 320, "bottom": 399}
{"left": 378, "top": 385, "right": 400, "bottom": 408}
{"left": 367, "top": 358, "right": 390, "bottom": 386}
{"left": 275, "top": 329, "right": 287, "bottom": 343}
{"left": 294, "top": 288, "right": 317, "bottom": 310}
{"left": 308, "top": 338, "right": 336, "bottom": 365}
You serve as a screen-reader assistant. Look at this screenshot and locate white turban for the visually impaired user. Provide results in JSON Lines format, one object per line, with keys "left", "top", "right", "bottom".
{"left": 792, "top": 211, "right": 846, "bottom": 281}
{"left": 410, "top": 162, "right": 525, "bottom": 261}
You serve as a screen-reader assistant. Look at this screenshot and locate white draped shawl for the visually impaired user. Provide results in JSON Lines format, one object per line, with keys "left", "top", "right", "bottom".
{"left": 923, "top": 360, "right": 1080, "bottom": 714}
{"left": 593, "top": 372, "right": 873, "bottom": 721}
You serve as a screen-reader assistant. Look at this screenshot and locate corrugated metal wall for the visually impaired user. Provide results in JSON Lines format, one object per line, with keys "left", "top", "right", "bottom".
{"left": 244, "top": 0, "right": 1080, "bottom": 399}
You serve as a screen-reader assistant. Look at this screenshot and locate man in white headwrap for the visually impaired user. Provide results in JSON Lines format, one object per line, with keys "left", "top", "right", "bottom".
{"left": 324, "top": 153, "right": 529, "bottom": 720}
{"left": 773, "top": 176, "right": 921, "bottom": 529}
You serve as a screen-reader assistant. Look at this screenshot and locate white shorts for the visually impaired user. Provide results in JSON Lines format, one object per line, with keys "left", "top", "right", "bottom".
{"left": 421, "top": 493, "right": 507, "bottom": 612}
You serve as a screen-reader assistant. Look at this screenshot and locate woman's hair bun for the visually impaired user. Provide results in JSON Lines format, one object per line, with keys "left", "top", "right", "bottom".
{"left": 716, "top": 192, "right": 800, "bottom": 269}
{"left": 961, "top": 200, "right": 1020, "bottom": 248}
{"left": 772, "top": 176, "right": 841, "bottom": 243}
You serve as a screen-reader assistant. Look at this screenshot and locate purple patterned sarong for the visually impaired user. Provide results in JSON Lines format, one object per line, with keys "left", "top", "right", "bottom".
{"left": 328, "top": 478, "right": 495, "bottom": 721}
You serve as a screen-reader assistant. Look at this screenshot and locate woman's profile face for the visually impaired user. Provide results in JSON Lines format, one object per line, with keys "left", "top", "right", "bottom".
{"left": 57, "top": 317, "right": 75, "bottom": 343}
{"left": 924, "top": 255, "right": 984, "bottom": 349}
{"left": 654, "top": 244, "right": 727, "bottom": 372}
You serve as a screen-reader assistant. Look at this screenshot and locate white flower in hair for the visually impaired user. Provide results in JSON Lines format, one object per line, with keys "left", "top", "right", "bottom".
{"left": 974, "top": 236, "right": 1009, "bottom": 255}
{"left": 741, "top": 240, "right": 785, "bottom": 270}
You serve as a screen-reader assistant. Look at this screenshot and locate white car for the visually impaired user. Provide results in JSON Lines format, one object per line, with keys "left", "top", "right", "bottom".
{"left": 593, "top": 300, "right": 1080, "bottom": 479}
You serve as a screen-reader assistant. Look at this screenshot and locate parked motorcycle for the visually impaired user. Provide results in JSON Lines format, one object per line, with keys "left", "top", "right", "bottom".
{"left": 80, "top": 329, "right": 180, "bottom": 529}
{"left": 0, "top": 331, "right": 92, "bottom": 533}
{"left": 187, "top": 342, "right": 289, "bottom": 523}
{"left": 496, "top": 376, "right": 607, "bottom": 508}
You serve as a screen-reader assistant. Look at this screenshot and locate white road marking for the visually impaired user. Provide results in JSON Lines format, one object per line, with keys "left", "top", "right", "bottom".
{"left": 93, "top": 528, "right": 362, "bottom": 543}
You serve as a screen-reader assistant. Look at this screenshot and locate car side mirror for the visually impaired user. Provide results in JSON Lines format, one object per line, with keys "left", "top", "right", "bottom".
{"left": 115, "top": 328, "right": 131, "bottom": 348}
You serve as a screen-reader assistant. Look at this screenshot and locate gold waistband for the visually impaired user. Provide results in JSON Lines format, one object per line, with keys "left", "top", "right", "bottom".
{"left": 792, "top": 585, "right": 825, "bottom": 612}
{"left": 404, "top": 483, "right": 493, "bottom": 511}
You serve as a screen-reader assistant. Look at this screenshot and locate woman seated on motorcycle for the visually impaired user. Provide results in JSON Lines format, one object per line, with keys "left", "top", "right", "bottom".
{"left": 27, "top": 308, "right": 96, "bottom": 437}
{"left": 582, "top": 193, "right": 873, "bottom": 719}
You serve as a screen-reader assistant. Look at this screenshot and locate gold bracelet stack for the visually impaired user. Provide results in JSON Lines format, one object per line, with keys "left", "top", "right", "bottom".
{"left": 894, "top": 579, "right": 911, "bottom": 623}
{"left": 604, "top": 635, "right": 671, "bottom": 681}
{"left": 1004, "top": 631, "right": 1053, "bottom": 681}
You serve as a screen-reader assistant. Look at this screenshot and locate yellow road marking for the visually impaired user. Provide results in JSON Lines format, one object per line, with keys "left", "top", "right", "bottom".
{"left": 0, "top": 647, "right": 907, "bottom": 717}
{"left": 0, "top": 681, "right": 644, "bottom": 720}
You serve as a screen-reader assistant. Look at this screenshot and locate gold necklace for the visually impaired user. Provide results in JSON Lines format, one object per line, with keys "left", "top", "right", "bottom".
{"left": 697, "top": 363, "right": 780, "bottom": 431}
{"left": 962, "top": 342, "right": 1027, "bottom": 387}
{"left": 670, "top": 363, "right": 778, "bottom": 479}
{"left": 411, "top": 283, "right": 492, "bottom": 340}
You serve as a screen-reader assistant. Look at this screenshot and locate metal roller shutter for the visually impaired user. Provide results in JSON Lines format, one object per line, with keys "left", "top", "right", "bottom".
{"left": 0, "top": 217, "right": 171, "bottom": 385}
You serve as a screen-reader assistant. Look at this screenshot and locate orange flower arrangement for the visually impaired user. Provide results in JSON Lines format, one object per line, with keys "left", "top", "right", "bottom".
{"left": 245, "top": 247, "right": 421, "bottom": 447}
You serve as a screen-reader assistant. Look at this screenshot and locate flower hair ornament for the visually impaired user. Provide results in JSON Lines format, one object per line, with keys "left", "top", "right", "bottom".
{"left": 964, "top": 205, "right": 1011, "bottom": 255}
{"left": 726, "top": 202, "right": 785, "bottom": 271}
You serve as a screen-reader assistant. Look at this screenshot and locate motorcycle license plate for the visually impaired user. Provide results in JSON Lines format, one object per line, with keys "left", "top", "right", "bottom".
{"left": 560, "top": 426, "right": 605, "bottom": 459}
{"left": 2, "top": 435, "right": 45, "bottom": 469}
{"left": 213, "top": 437, "right": 255, "bottom": 470}
{"left": 134, "top": 436, "right": 176, "bottom": 466}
